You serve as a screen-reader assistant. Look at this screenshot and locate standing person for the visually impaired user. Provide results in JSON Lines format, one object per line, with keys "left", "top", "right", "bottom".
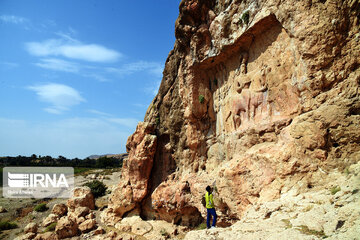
{"left": 205, "top": 185, "right": 217, "bottom": 229}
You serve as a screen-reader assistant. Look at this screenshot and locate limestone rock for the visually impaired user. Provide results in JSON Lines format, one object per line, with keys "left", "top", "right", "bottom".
{"left": 92, "top": 226, "right": 105, "bottom": 235}
{"left": 73, "top": 206, "right": 90, "bottom": 218}
{"left": 55, "top": 216, "right": 78, "bottom": 239}
{"left": 67, "top": 187, "right": 95, "bottom": 211}
{"left": 14, "top": 233, "right": 37, "bottom": 240}
{"left": 24, "top": 222, "right": 38, "bottom": 233}
{"left": 34, "top": 232, "right": 58, "bottom": 240}
{"left": 115, "top": 216, "right": 152, "bottom": 235}
{"left": 42, "top": 214, "right": 59, "bottom": 227}
{"left": 107, "top": 122, "right": 157, "bottom": 218}
{"left": 51, "top": 204, "right": 67, "bottom": 217}
{"left": 103, "top": 0, "right": 360, "bottom": 237}
{"left": 78, "top": 219, "right": 97, "bottom": 233}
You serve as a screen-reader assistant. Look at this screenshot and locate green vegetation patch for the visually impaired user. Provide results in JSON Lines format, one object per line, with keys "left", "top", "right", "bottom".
{"left": 281, "top": 219, "right": 292, "bottom": 229}
{"left": 241, "top": 10, "right": 250, "bottom": 25}
{"left": 74, "top": 167, "right": 92, "bottom": 175}
{"left": 199, "top": 95, "right": 205, "bottom": 104}
{"left": 295, "top": 225, "right": 327, "bottom": 238}
{"left": 84, "top": 180, "right": 107, "bottom": 198}
{"left": 43, "top": 222, "right": 57, "bottom": 233}
{"left": 0, "top": 220, "right": 18, "bottom": 231}
{"left": 34, "top": 203, "right": 48, "bottom": 212}
{"left": 330, "top": 186, "right": 341, "bottom": 195}
{"left": 155, "top": 116, "right": 160, "bottom": 125}
{"left": 196, "top": 222, "right": 207, "bottom": 230}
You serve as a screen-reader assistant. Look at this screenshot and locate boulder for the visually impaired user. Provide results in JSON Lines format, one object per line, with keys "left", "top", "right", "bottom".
{"left": 42, "top": 214, "right": 59, "bottom": 227}
{"left": 78, "top": 219, "right": 97, "bottom": 233}
{"left": 51, "top": 204, "right": 67, "bottom": 217}
{"left": 34, "top": 232, "right": 58, "bottom": 240}
{"left": 24, "top": 222, "right": 38, "bottom": 233}
{"left": 67, "top": 186, "right": 95, "bottom": 211}
{"left": 55, "top": 216, "right": 78, "bottom": 239}
{"left": 73, "top": 206, "right": 90, "bottom": 218}
{"left": 14, "top": 233, "right": 37, "bottom": 240}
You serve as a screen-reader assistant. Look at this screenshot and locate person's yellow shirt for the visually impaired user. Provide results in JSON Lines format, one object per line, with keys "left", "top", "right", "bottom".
{"left": 205, "top": 192, "right": 215, "bottom": 209}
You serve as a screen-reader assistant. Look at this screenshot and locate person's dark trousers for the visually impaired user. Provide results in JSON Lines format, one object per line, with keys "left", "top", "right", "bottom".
{"left": 206, "top": 208, "right": 217, "bottom": 228}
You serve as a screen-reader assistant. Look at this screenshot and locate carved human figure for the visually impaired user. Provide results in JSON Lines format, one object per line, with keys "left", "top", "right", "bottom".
{"left": 240, "top": 52, "right": 249, "bottom": 74}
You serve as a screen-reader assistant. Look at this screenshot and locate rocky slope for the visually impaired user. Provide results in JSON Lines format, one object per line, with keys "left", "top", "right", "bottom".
{"left": 103, "top": 0, "right": 359, "bottom": 236}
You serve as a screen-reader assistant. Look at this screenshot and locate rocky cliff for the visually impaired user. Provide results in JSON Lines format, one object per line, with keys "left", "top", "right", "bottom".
{"left": 103, "top": 0, "right": 359, "bottom": 233}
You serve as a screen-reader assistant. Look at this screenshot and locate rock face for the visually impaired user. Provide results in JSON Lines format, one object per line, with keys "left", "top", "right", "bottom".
{"left": 104, "top": 122, "right": 157, "bottom": 223}
{"left": 184, "top": 163, "right": 360, "bottom": 239}
{"left": 107, "top": 0, "right": 360, "bottom": 232}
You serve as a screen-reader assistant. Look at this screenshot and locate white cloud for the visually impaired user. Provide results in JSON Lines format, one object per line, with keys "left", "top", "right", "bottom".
{"left": 107, "top": 61, "right": 163, "bottom": 77}
{"left": 107, "top": 118, "right": 139, "bottom": 129}
{"left": 35, "top": 58, "right": 79, "bottom": 72}
{"left": 0, "top": 15, "right": 29, "bottom": 24}
{"left": 0, "top": 117, "right": 132, "bottom": 158}
{"left": 28, "top": 83, "right": 85, "bottom": 114}
{"left": 87, "top": 109, "right": 113, "bottom": 117}
{"left": 25, "top": 38, "right": 122, "bottom": 62}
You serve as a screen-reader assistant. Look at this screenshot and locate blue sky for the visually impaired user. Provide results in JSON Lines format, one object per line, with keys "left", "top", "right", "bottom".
{"left": 0, "top": 0, "right": 180, "bottom": 159}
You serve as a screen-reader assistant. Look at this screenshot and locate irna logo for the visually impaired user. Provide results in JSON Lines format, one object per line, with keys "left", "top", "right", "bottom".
{"left": 7, "top": 172, "right": 69, "bottom": 188}
{"left": 3, "top": 167, "right": 74, "bottom": 199}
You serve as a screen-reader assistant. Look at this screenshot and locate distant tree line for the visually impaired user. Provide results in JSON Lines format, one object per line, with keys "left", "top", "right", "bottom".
{"left": 0, "top": 154, "right": 124, "bottom": 168}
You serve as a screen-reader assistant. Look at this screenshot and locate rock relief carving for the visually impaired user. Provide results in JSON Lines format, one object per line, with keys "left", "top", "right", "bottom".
{"left": 226, "top": 52, "right": 270, "bottom": 130}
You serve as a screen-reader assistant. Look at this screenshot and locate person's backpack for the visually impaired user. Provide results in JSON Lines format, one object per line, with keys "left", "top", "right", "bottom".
{"left": 201, "top": 195, "right": 206, "bottom": 207}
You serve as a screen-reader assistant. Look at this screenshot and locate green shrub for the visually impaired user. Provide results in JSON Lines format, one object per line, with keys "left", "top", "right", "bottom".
{"left": 330, "top": 186, "right": 341, "bottom": 195}
{"left": 242, "top": 10, "right": 250, "bottom": 25}
{"left": 84, "top": 180, "right": 107, "bottom": 198}
{"left": 0, "top": 220, "right": 18, "bottom": 231}
{"left": 155, "top": 116, "right": 160, "bottom": 125}
{"left": 34, "top": 203, "right": 48, "bottom": 212}
{"left": 199, "top": 95, "right": 205, "bottom": 104}
{"left": 43, "top": 222, "right": 57, "bottom": 232}
{"left": 196, "top": 222, "right": 207, "bottom": 230}
{"left": 281, "top": 219, "right": 292, "bottom": 229}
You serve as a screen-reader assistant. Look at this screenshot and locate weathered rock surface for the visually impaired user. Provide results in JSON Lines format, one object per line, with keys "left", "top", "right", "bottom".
{"left": 15, "top": 232, "right": 37, "bottom": 240}
{"left": 67, "top": 186, "right": 95, "bottom": 211}
{"left": 51, "top": 204, "right": 67, "bottom": 217}
{"left": 38, "top": 187, "right": 96, "bottom": 239}
{"left": 104, "top": 122, "right": 157, "bottom": 223}
{"left": 55, "top": 216, "right": 78, "bottom": 239}
{"left": 104, "top": 0, "right": 360, "bottom": 238}
{"left": 78, "top": 218, "right": 97, "bottom": 233}
{"left": 24, "top": 222, "right": 38, "bottom": 234}
{"left": 34, "top": 232, "right": 58, "bottom": 240}
{"left": 185, "top": 163, "right": 360, "bottom": 239}
{"left": 42, "top": 214, "right": 59, "bottom": 227}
